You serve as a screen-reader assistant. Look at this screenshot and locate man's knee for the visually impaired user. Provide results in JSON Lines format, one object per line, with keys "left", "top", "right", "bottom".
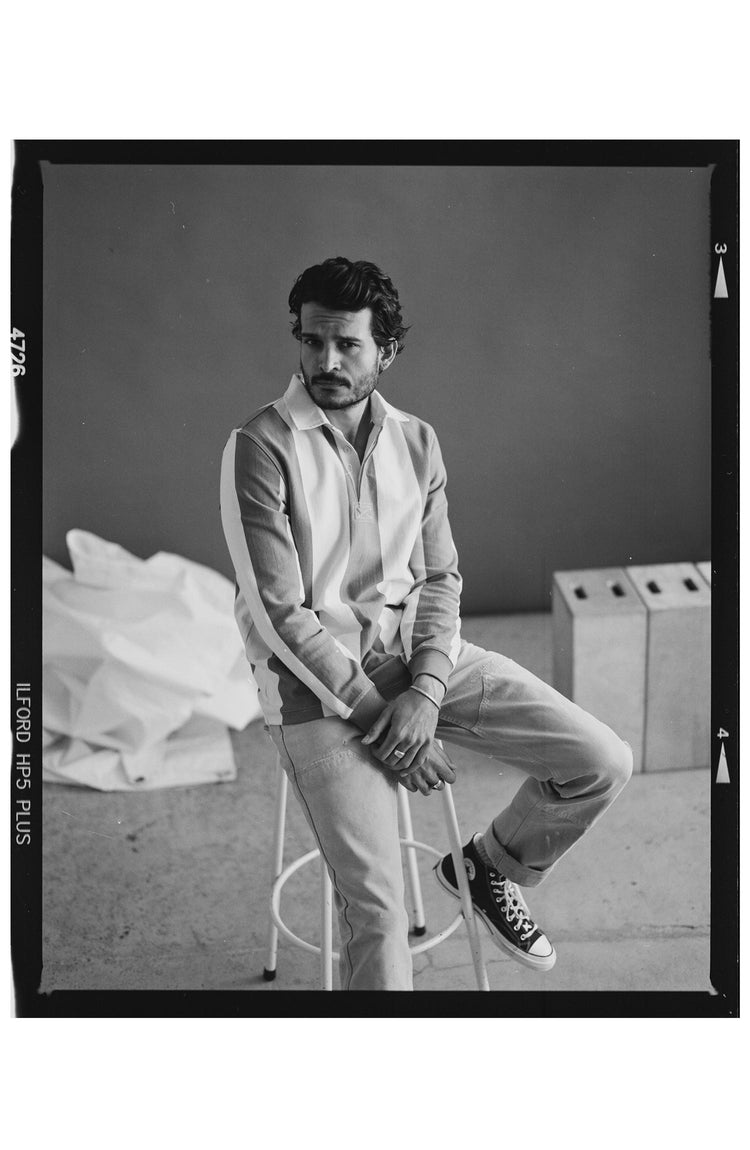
{"left": 345, "top": 899, "right": 409, "bottom": 947}
{"left": 337, "top": 869, "right": 409, "bottom": 930}
{"left": 591, "top": 727, "right": 633, "bottom": 794}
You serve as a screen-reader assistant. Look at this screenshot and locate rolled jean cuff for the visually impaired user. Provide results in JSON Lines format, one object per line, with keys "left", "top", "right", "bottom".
{"left": 479, "top": 830, "right": 549, "bottom": 889}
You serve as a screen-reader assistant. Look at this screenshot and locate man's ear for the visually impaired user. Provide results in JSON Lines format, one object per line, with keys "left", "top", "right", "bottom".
{"left": 378, "top": 340, "right": 398, "bottom": 373}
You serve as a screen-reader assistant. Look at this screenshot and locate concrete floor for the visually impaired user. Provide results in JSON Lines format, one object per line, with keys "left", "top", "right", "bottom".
{"left": 40, "top": 614, "right": 711, "bottom": 994}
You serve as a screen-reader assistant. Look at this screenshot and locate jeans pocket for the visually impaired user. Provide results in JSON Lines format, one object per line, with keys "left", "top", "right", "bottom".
{"left": 439, "top": 662, "right": 489, "bottom": 734}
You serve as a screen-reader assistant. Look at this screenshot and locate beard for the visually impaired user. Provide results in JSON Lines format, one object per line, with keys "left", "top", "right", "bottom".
{"left": 301, "top": 365, "right": 380, "bottom": 410}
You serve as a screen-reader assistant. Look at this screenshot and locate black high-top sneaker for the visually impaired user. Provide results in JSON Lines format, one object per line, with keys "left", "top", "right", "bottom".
{"left": 434, "top": 834, "right": 556, "bottom": 971}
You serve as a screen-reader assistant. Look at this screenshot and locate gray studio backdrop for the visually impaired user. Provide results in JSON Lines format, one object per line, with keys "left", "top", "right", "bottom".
{"left": 42, "top": 163, "right": 710, "bottom": 613}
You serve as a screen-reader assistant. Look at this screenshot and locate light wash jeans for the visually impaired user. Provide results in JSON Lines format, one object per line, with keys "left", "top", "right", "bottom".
{"left": 267, "top": 641, "right": 633, "bottom": 991}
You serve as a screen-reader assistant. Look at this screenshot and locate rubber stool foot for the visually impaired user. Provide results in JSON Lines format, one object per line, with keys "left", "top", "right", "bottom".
{"left": 412, "top": 925, "right": 427, "bottom": 937}
{"left": 262, "top": 967, "right": 277, "bottom": 982}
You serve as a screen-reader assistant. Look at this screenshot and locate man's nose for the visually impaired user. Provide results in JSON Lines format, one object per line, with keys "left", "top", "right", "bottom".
{"left": 320, "top": 344, "right": 341, "bottom": 373}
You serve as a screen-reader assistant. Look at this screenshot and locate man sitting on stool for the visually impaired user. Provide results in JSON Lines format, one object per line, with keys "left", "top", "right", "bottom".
{"left": 220, "top": 257, "right": 632, "bottom": 991}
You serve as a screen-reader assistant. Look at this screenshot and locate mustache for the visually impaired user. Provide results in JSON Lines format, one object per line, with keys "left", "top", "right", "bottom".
{"left": 312, "top": 373, "right": 349, "bottom": 386}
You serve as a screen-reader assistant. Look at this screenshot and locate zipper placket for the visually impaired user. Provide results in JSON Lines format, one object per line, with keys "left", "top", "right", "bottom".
{"left": 357, "top": 420, "right": 385, "bottom": 502}
{"left": 331, "top": 422, "right": 381, "bottom": 507}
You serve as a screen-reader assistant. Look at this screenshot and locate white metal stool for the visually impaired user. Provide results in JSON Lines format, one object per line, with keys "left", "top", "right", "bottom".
{"left": 262, "top": 761, "right": 490, "bottom": 991}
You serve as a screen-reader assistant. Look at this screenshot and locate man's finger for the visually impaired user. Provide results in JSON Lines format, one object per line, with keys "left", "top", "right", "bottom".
{"left": 361, "top": 709, "right": 391, "bottom": 745}
{"left": 425, "top": 749, "right": 457, "bottom": 784}
{"left": 374, "top": 730, "right": 409, "bottom": 763}
{"left": 390, "top": 743, "right": 419, "bottom": 771}
{"left": 402, "top": 755, "right": 455, "bottom": 782}
{"left": 437, "top": 761, "right": 457, "bottom": 785}
{"left": 398, "top": 751, "right": 430, "bottom": 778}
{"left": 429, "top": 741, "right": 453, "bottom": 770}
{"left": 407, "top": 764, "right": 441, "bottom": 795}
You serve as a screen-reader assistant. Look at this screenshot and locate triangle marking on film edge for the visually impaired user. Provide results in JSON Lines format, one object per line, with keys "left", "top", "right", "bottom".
{"left": 714, "top": 256, "right": 728, "bottom": 298}
{"left": 715, "top": 742, "right": 730, "bottom": 784}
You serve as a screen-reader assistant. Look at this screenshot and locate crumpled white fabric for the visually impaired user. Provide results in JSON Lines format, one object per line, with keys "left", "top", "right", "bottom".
{"left": 43, "top": 530, "right": 261, "bottom": 790}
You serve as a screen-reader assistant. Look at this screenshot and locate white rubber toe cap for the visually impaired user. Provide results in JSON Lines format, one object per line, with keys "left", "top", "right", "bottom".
{"left": 529, "top": 934, "right": 554, "bottom": 958}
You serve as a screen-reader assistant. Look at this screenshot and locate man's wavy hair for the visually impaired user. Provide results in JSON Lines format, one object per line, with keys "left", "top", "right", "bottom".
{"left": 289, "top": 257, "right": 409, "bottom": 355}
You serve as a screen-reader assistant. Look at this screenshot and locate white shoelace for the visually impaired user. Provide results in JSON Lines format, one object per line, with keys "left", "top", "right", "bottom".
{"left": 490, "top": 876, "right": 537, "bottom": 941}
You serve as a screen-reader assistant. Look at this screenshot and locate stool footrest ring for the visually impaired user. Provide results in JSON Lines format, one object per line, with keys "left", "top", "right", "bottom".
{"left": 271, "top": 838, "right": 464, "bottom": 963}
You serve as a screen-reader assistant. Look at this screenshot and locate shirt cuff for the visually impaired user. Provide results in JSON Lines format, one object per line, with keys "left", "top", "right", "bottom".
{"left": 349, "top": 685, "right": 389, "bottom": 732}
{"left": 408, "top": 648, "right": 453, "bottom": 691}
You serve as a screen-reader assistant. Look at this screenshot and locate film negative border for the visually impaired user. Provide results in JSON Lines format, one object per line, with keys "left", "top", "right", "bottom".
{"left": 10, "top": 139, "right": 739, "bottom": 1017}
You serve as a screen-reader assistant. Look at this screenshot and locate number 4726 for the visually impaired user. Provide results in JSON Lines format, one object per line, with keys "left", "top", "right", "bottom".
{"left": 11, "top": 327, "right": 25, "bottom": 377}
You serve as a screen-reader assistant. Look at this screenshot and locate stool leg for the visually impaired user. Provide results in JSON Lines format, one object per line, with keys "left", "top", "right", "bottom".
{"left": 320, "top": 857, "right": 334, "bottom": 990}
{"left": 263, "top": 763, "right": 289, "bottom": 982}
{"left": 397, "top": 784, "right": 427, "bottom": 936}
{"left": 440, "top": 785, "right": 491, "bottom": 991}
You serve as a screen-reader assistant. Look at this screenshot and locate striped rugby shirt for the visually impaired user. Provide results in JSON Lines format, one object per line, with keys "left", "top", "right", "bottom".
{"left": 220, "top": 373, "right": 462, "bottom": 727}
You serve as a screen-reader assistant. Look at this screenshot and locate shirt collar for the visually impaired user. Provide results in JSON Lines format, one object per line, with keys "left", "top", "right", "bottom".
{"left": 282, "top": 373, "right": 409, "bottom": 431}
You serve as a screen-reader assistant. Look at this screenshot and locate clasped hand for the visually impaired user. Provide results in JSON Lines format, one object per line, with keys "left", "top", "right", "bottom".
{"left": 361, "top": 691, "right": 456, "bottom": 796}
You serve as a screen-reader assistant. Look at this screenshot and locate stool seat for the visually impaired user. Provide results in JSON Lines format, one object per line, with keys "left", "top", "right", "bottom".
{"left": 263, "top": 760, "right": 490, "bottom": 991}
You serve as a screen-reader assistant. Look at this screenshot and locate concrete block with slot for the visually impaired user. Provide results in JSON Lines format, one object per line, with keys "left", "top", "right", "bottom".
{"left": 696, "top": 561, "right": 711, "bottom": 588}
{"left": 552, "top": 568, "right": 647, "bottom": 774}
{"left": 626, "top": 563, "right": 710, "bottom": 771}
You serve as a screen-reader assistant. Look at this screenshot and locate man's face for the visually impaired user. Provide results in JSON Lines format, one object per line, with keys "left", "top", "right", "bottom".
{"left": 298, "top": 303, "right": 386, "bottom": 411}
